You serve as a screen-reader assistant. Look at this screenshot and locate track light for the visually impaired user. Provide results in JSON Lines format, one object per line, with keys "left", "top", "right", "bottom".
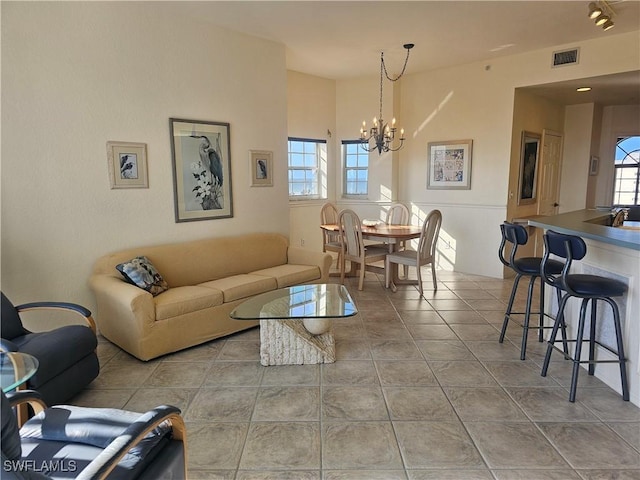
{"left": 602, "top": 19, "right": 615, "bottom": 31}
{"left": 587, "top": 2, "right": 602, "bottom": 18}
{"left": 589, "top": 1, "right": 616, "bottom": 31}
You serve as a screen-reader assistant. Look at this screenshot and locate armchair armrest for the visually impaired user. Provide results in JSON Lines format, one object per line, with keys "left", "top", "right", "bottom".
{"left": 0, "top": 338, "right": 19, "bottom": 352}
{"left": 6, "top": 390, "right": 47, "bottom": 415}
{"left": 76, "top": 406, "right": 186, "bottom": 480}
{"left": 15, "top": 302, "right": 96, "bottom": 334}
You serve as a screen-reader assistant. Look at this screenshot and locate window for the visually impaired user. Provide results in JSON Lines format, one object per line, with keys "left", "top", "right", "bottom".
{"left": 288, "top": 138, "right": 326, "bottom": 199}
{"left": 343, "top": 141, "right": 369, "bottom": 196}
{"left": 613, "top": 136, "right": 640, "bottom": 206}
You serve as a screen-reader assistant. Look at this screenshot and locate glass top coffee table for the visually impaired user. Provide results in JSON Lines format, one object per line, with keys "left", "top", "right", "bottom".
{"left": 230, "top": 284, "right": 357, "bottom": 366}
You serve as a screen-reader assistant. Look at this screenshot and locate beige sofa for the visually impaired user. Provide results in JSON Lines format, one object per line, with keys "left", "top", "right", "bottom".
{"left": 89, "top": 233, "right": 332, "bottom": 361}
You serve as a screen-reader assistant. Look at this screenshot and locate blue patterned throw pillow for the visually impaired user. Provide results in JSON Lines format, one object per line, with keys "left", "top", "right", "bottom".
{"left": 116, "top": 256, "right": 169, "bottom": 296}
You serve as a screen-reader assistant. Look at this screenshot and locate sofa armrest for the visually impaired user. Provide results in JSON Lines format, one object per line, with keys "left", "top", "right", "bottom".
{"left": 287, "top": 247, "right": 332, "bottom": 282}
{"left": 88, "top": 275, "right": 155, "bottom": 342}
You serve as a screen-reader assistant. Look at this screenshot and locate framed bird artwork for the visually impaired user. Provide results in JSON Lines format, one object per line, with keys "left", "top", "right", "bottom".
{"left": 106, "top": 141, "right": 148, "bottom": 189}
{"left": 250, "top": 150, "right": 273, "bottom": 187}
{"left": 169, "top": 118, "right": 233, "bottom": 222}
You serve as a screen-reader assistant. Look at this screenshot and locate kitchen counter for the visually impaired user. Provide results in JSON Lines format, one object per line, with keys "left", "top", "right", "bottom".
{"left": 528, "top": 209, "right": 640, "bottom": 251}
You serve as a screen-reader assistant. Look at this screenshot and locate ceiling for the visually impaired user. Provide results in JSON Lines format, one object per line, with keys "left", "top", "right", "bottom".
{"left": 159, "top": 0, "right": 640, "bottom": 105}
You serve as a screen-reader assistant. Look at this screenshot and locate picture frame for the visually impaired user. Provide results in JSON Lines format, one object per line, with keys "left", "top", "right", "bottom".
{"left": 426, "top": 139, "right": 473, "bottom": 190}
{"left": 106, "top": 141, "right": 148, "bottom": 189}
{"left": 169, "top": 118, "right": 233, "bottom": 222}
{"left": 517, "top": 131, "right": 541, "bottom": 205}
{"left": 589, "top": 155, "right": 600, "bottom": 176}
{"left": 250, "top": 150, "right": 273, "bottom": 187}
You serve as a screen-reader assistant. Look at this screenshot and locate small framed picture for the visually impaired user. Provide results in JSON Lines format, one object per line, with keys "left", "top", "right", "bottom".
{"left": 106, "top": 141, "right": 148, "bottom": 189}
{"left": 589, "top": 155, "right": 599, "bottom": 176}
{"left": 427, "top": 139, "right": 473, "bottom": 190}
{"left": 250, "top": 150, "right": 273, "bottom": 187}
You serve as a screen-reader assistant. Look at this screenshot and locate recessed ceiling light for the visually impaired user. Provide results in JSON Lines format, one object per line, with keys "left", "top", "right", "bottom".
{"left": 576, "top": 87, "right": 592, "bottom": 92}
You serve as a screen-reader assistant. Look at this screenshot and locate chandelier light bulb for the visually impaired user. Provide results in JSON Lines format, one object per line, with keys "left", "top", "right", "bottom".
{"left": 595, "top": 13, "right": 609, "bottom": 25}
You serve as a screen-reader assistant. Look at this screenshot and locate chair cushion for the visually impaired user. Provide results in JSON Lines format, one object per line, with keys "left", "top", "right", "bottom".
{"left": 565, "top": 274, "right": 628, "bottom": 297}
{"left": 1, "top": 293, "right": 27, "bottom": 340}
{"left": 12, "top": 326, "right": 98, "bottom": 387}
{"left": 513, "top": 257, "right": 563, "bottom": 275}
{"left": 20, "top": 406, "right": 173, "bottom": 480}
{"left": 116, "top": 256, "right": 169, "bottom": 296}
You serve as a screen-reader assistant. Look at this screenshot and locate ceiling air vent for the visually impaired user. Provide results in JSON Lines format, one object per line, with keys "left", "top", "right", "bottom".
{"left": 552, "top": 48, "right": 580, "bottom": 68}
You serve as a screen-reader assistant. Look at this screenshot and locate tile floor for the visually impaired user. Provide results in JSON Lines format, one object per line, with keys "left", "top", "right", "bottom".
{"left": 73, "top": 270, "right": 640, "bottom": 479}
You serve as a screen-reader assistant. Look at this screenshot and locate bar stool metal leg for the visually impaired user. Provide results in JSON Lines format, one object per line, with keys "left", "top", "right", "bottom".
{"left": 606, "top": 297, "right": 630, "bottom": 401}
{"left": 569, "top": 298, "right": 590, "bottom": 402}
{"left": 499, "top": 274, "right": 522, "bottom": 344}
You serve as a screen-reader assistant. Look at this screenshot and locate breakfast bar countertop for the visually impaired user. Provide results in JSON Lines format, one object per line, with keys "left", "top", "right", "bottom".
{"left": 527, "top": 209, "right": 640, "bottom": 251}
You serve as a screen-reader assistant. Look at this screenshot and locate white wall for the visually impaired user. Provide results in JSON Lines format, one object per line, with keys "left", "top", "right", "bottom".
{"left": 1, "top": 3, "right": 289, "bottom": 311}
{"left": 560, "top": 104, "right": 595, "bottom": 212}
{"left": 287, "top": 71, "right": 336, "bottom": 253}
{"left": 596, "top": 105, "right": 640, "bottom": 206}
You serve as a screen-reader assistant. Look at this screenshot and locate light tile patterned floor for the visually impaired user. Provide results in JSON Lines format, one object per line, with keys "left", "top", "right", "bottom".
{"left": 74, "top": 270, "right": 640, "bottom": 479}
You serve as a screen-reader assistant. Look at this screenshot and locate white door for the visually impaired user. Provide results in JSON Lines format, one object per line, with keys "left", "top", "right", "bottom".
{"left": 538, "top": 129, "right": 564, "bottom": 216}
{"left": 535, "top": 129, "right": 564, "bottom": 255}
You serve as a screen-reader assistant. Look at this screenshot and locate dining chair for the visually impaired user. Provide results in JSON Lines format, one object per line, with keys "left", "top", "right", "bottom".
{"left": 385, "top": 209, "right": 442, "bottom": 294}
{"left": 321, "top": 202, "right": 342, "bottom": 267}
{"left": 386, "top": 202, "right": 410, "bottom": 226}
{"left": 338, "top": 209, "right": 388, "bottom": 290}
{"left": 385, "top": 202, "right": 411, "bottom": 277}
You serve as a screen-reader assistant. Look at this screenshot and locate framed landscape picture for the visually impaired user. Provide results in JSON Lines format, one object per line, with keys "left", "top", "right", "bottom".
{"left": 427, "top": 139, "right": 473, "bottom": 190}
{"left": 169, "top": 118, "right": 233, "bottom": 222}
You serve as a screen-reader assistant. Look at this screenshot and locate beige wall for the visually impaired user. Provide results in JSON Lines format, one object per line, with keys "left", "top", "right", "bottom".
{"left": 1, "top": 3, "right": 289, "bottom": 311}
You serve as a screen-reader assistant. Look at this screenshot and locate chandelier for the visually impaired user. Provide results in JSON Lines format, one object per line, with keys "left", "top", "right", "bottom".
{"left": 360, "top": 43, "right": 414, "bottom": 155}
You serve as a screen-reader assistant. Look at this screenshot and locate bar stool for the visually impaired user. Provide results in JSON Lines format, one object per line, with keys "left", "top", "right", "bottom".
{"left": 540, "top": 230, "right": 629, "bottom": 402}
{"left": 498, "top": 222, "right": 566, "bottom": 360}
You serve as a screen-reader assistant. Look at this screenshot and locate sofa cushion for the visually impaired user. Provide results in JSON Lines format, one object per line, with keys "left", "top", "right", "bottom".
{"left": 155, "top": 286, "right": 224, "bottom": 321}
{"left": 116, "top": 256, "right": 169, "bottom": 296}
{"left": 251, "top": 264, "right": 321, "bottom": 288}
{"left": 200, "top": 275, "right": 277, "bottom": 302}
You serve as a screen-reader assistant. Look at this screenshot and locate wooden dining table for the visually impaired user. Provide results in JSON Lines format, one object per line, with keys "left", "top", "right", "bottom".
{"left": 320, "top": 223, "right": 422, "bottom": 284}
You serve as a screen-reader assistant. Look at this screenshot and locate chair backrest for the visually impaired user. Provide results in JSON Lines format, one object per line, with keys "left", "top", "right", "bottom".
{"left": 1, "top": 391, "right": 21, "bottom": 465}
{"left": 338, "top": 209, "right": 364, "bottom": 260}
{"left": 320, "top": 202, "right": 339, "bottom": 225}
{"left": 386, "top": 203, "right": 410, "bottom": 226}
{"left": 417, "top": 209, "right": 442, "bottom": 261}
{"left": 321, "top": 202, "right": 340, "bottom": 244}
{"left": 541, "top": 230, "right": 586, "bottom": 290}
{"left": 0, "top": 293, "right": 27, "bottom": 341}
{"left": 497, "top": 222, "right": 528, "bottom": 268}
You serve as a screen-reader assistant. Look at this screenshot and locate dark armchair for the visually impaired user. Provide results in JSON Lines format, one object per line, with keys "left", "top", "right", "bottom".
{"left": 0, "top": 292, "right": 99, "bottom": 405}
{"left": 1, "top": 390, "right": 187, "bottom": 479}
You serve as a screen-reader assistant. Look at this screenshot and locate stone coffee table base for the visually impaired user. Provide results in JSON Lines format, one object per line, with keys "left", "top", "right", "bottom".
{"left": 259, "top": 319, "right": 335, "bottom": 366}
